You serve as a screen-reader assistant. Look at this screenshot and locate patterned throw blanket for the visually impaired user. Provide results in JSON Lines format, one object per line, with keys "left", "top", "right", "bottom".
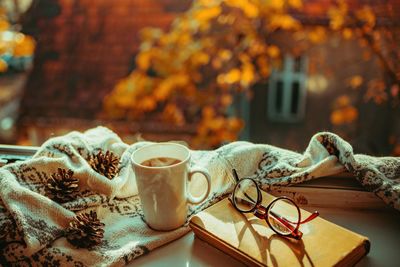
{"left": 0, "top": 127, "right": 399, "bottom": 266}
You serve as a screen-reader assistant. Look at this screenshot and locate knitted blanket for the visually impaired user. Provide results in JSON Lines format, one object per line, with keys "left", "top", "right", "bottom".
{"left": 0, "top": 127, "right": 399, "bottom": 266}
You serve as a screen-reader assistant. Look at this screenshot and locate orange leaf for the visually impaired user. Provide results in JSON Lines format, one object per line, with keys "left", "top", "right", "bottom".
{"left": 390, "top": 84, "right": 399, "bottom": 97}
{"left": 393, "top": 144, "right": 400, "bottom": 156}
{"left": 13, "top": 34, "right": 36, "bottom": 57}
{"left": 342, "top": 28, "right": 353, "bottom": 39}
{"left": 224, "top": 68, "right": 241, "bottom": 84}
{"left": 308, "top": 27, "right": 327, "bottom": 44}
{"left": 288, "top": 0, "right": 303, "bottom": 9}
{"left": 136, "top": 51, "right": 152, "bottom": 71}
{"left": 356, "top": 6, "right": 376, "bottom": 27}
{"left": 343, "top": 106, "right": 358, "bottom": 123}
{"left": 194, "top": 6, "right": 221, "bottom": 22}
{"left": 227, "top": 117, "right": 244, "bottom": 131}
{"left": 347, "top": 75, "right": 363, "bottom": 89}
{"left": 335, "top": 95, "right": 350, "bottom": 107}
{"left": 163, "top": 104, "right": 185, "bottom": 125}
{"left": 270, "top": 14, "right": 300, "bottom": 30}
{"left": 193, "top": 51, "right": 210, "bottom": 65}
{"left": 267, "top": 45, "right": 280, "bottom": 58}
{"left": 365, "top": 79, "right": 387, "bottom": 104}
{"left": 241, "top": 63, "right": 255, "bottom": 86}
{"left": 266, "top": 0, "right": 285, "bottom": 10}
{"left": 0, "top": 19, "right": 9, "bottom": 31}
{"left": 330, "top": 110, "right": 344, "bottom": 125}
{"left": 0, "top": 58, "right": 8, "bottom": 72}
{"left": 202, "top": 106, "right": 215, "bottom": 118}
{"left": 225, "top": 0, "right": 259, "bottom": 18}
{"left": 218, "top": 49, "right": 232, "bottom": 61}
{"left": 139, "top": 96, "right": 157, "bottom": 111}
{"left": 221, "top": 94, "right": 233, "bottom": 106}
{"left": 257, "top": 57, "right": 270, "bottom": 77}
{"left": 328, "top": 2, "right": 348, "bottom": 30}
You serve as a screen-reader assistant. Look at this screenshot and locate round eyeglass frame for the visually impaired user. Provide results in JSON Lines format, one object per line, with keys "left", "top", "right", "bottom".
{"left": 231, "top": 177, "right": 303, "bottom": 238}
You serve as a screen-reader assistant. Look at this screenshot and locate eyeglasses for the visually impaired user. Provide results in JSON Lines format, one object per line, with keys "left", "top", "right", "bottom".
{"left": 229, "top": 169, "right": 319, "bottom": 239}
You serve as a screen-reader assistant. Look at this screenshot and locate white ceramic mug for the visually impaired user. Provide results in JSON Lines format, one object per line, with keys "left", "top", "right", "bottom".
{"left": 131, "top": 142, "right": 211, "bottom": 231}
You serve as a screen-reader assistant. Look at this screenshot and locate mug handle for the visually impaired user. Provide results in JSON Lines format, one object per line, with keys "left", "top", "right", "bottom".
{"left": 187, "top": 167, "right": 211, "bottom": 204}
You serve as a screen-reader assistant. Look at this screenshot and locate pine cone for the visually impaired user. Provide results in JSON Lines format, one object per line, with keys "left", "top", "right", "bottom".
{"left": 88, "top": 150, "right": 120, "bottom": 179}
{"left": 46, "top": 168, "right": 79, "bottom": 203}
{"left": 66, "top": 210, "right": 105, "bottom": 249}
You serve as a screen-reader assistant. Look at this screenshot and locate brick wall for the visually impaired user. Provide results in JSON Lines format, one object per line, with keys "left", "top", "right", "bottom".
{"left": 19, "top": 0, "right": 191, "bottom": 121}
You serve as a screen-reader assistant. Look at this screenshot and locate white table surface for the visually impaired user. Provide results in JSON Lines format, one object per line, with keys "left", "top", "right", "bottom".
{"left": 131, "top": 206, "right": 400, "bottom": 267}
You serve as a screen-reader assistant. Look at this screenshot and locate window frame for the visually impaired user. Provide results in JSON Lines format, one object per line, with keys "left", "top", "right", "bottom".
{"left": 267, "top": 54, "right": 308, "bottom": 123}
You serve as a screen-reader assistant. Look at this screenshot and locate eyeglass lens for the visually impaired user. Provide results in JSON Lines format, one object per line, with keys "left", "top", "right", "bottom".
{"left": 233, "top": 178, "right": 258, "bottom": 212}
{"left": 267, "top": 198, "right": 300, "bottom": 235}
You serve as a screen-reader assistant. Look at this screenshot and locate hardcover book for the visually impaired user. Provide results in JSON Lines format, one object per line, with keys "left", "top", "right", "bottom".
{"left": 190, "top": 191, "right": 370, "bottom": 267}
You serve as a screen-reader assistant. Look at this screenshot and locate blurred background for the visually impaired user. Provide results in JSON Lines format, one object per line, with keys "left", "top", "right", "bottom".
{"left": 0, "top": 0, "right": 399, "bottom": 155}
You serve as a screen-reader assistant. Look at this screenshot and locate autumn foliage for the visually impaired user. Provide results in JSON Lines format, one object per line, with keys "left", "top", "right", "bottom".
{"left": 103, "top": 0, "right": 399, "bottom": 148}
{"left": 104, "top": 0, "right": 305, "bottom": 148}
{"left": 327, "top": 1, "right": 400, "bottom": 126}
{"left": 0, "top": 8, "right": 35, "bottom": 72}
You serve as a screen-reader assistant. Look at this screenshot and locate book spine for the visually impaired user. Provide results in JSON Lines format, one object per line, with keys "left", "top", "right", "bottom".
{"left": 269, "top": 186, "right": 386, "bottom": 210}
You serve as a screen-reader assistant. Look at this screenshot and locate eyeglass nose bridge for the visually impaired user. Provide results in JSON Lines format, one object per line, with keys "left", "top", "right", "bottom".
{"left": 253, "top": 204, "right": 268, "bottom": 219}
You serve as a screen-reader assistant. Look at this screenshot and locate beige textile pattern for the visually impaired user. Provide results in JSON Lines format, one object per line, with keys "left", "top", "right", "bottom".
{"left": 0, "top": 127, "right": 398, "bottom": 266}
{"left": 0, "top": 127, "right": 233, "bottom": 266}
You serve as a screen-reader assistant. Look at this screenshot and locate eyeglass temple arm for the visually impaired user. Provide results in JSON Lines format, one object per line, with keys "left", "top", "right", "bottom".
{"left": 269, "top": 208, "right": 319, "bottom": 225}
{"left": 299, "top": 211, "right": 319, "bottom": 224}
{"left": 232, "top": 169, "right": 240, "bottom": 182}
{"left": 268, "top": 210, "right": 298, "bottom": 230}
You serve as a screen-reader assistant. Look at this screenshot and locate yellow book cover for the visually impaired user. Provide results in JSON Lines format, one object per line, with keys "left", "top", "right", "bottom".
{"left": 190, "top": 192, "right": 370, "bottom": 267}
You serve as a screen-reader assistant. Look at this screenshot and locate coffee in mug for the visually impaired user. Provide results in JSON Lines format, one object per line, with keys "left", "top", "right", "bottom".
{"left": 141, "top": 157, "right": 181, "bottom": 167}
{"left": 131, "top": 143, "right": 211, "bottom": 231}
